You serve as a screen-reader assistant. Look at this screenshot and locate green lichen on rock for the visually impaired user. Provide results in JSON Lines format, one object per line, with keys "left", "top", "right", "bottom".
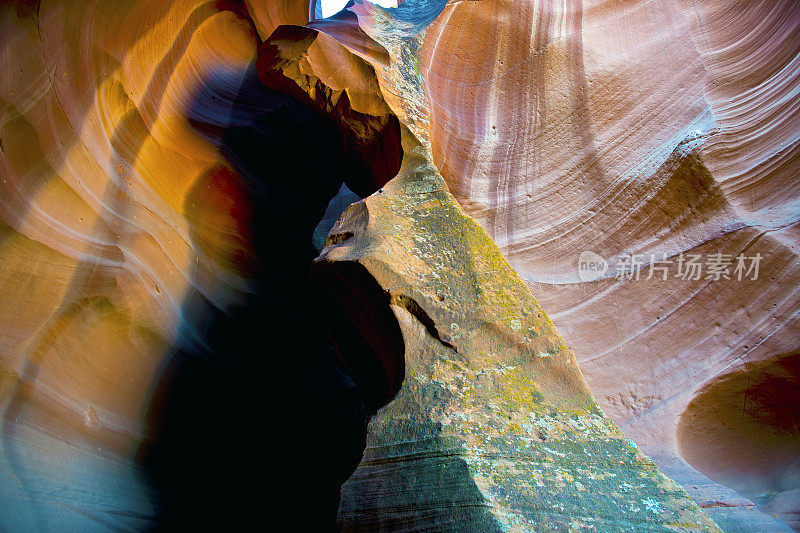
{"left": 320, "top": 136, "right": 718, "bottom": 531}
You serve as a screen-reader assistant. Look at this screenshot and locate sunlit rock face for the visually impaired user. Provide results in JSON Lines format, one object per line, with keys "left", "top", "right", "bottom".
{"left": 0, "top": 0, "right": 797, "bottom": 531}
{"left": 376, "top": 0, "right": 798, "bottom": 527}
{"left": 318, "top": 129, "right": 718, "bottom": 532}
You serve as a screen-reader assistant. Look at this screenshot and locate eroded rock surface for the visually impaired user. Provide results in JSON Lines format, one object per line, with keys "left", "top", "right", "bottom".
{"left": 0, "top": 0, "right": 797, "bottom": 530}
{"left": 351, "top": 0, "right": 800, "bottom": 527}
{"left": 317, "top": 131, "right": 719, "bottom": 531}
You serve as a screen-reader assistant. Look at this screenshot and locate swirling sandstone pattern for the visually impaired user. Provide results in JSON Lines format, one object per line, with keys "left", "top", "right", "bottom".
{"left": 401, "top": 0, "right": 798, "bottom": 527}
{"left": 1, "top": 0, "right": 389, "bottom": 528}
{"left": 0, "top": 0, "right": 797, "bottom": 530}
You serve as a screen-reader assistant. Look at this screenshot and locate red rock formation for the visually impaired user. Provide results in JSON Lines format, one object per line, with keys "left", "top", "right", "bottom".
{"left": 318, "top": 127, "right": 719, "bottom": 532}
{"left": 363, "top": 0, "right": 798, "bottom": 527}
{"left": 0, "top": 0, "right": 797, "bottom": 529}
{"left": 678, "top": 351, "right": 800, "bottom": 529}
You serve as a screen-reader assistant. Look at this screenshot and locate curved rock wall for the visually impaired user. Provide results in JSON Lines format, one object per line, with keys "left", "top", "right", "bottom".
{"left": 377, "top": 0, "right": 798, "bottom": 526}
{"left": 0, "top": 1, "right": 399, "bottom": 528}
{"left": 0, "top": 0, "right": 798, "bottom": 530}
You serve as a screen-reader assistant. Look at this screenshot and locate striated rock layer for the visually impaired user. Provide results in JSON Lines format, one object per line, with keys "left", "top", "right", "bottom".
{"left": 319, "top": 129, "right": 718, "bottom": 531}
{"left": 0, "top": 0, "right": 797, "bottom": 530}
{"left": 0, "top": 0, "right": 401, "bottom": 528}
{"left": 349, "top": 0, "right": 799, "bottom": 527}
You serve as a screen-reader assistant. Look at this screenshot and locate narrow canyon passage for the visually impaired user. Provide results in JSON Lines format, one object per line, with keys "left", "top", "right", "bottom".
{"left": 138, "top": 46, "right": 404, "bottom": 529}
{"left": 2, "top": 0, "right": 797, "bottom": 530}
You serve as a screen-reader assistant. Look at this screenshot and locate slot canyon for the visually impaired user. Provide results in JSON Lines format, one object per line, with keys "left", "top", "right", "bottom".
{"left": 0, "top": 0, "right": 798, "bottom": 531}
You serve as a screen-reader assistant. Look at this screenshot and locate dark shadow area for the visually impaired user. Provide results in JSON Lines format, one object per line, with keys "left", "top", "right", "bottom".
{"left": 677, "top": 350, "right": 800, "bottom": 530}
{"left": 3, "top": 1, "right": 407, "bottom": 528}
{"left": 312, "top": 261, "right": 406, "bottom": 413}
{"left": 136, "top": 25, "right": 405, "bottom": 524}
{"left": 257, "top": 24, "right": 403, "bottom": 199}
